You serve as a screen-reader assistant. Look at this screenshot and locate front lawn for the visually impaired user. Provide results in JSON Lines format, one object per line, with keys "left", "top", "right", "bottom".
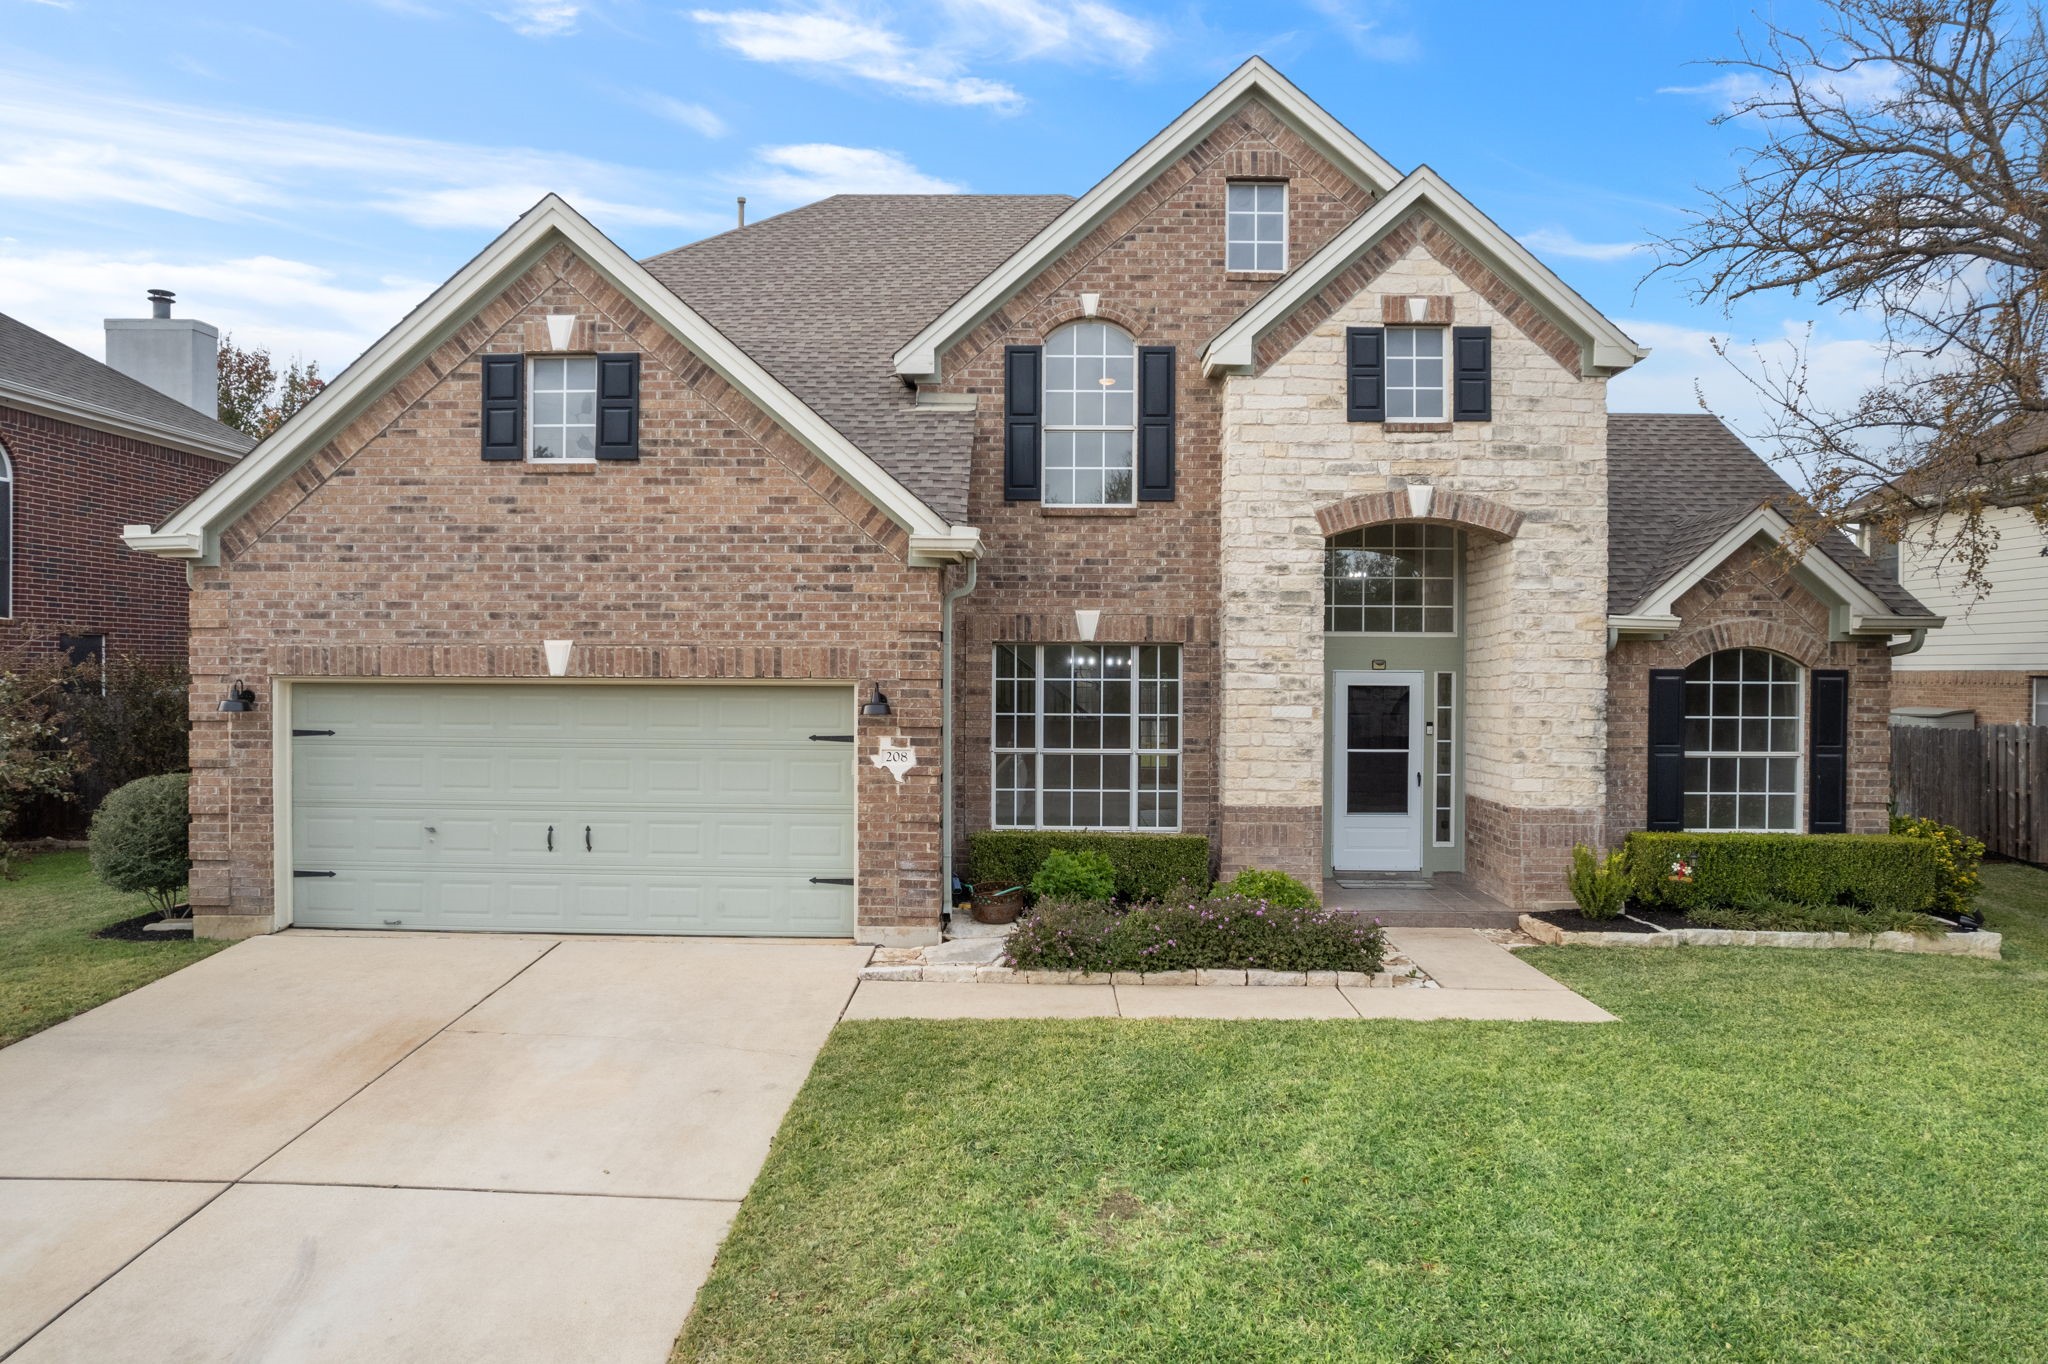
{"left": 0, "top": 851, "right": 227, "bottom": 1048}
{"left": 676, "top": 862, "right": 2048, "bottom": 1362}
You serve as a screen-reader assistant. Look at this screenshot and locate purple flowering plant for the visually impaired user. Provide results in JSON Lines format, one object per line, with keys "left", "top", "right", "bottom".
{"left": 1005, "top": 892, "right": 1386, "bottom": 974}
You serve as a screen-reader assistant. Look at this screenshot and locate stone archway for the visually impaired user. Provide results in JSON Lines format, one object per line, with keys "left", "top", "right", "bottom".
{"left": 1314, "top": 485, "right": 1526, "bottom": 542}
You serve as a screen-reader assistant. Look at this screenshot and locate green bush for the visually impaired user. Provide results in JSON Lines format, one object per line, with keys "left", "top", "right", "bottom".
{"left": 1622, "top": 831, "right": 1940, "bottom": 916}
{"left": 969, "top": 830, "right": 1210, "bottom": 903}
{"left": 1007, "top": 896, "right": 1386, "bottom": 974}
{"left": 1686, "top": 897, "right": 1942, "bottom": 936}
{"left": 1566, "top": 844, "right": 1630, "bottom": 920}
{"left": 88, "top": 773, "right": 190, "bottom": 914}
{"left": 1029, "top": 849, "right": 1118, "bottom": 902}
{"left": 1890, "top": 815, "right": 1985, "bottom": 919}
{"left": 1215, "top": 867, "right": 1320, "bottom": 909}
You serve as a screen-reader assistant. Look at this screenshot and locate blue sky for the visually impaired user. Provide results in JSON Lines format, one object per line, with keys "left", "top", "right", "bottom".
{"left": 0, "top": 0, "right": 1883, "bottom": 434}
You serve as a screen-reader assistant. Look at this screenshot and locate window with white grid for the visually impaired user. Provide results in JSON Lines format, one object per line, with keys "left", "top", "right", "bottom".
{"left": 1042, "top": 322, "right": 1136, "bottom": 507}
{"left": 1682, "top": 649, "right": 1802, "bottom": 832}
{"left": 1325, "top": 524, "right": 1458, "bottom": 635}
{"left": 1226, "top": 181, "right": 1287, "bottom": 272}
{"left": 529, "top": 356, "right": 598, "bottom": 461}
{"left": 1432, "top": 672, "right": 1455, "bottom": 845}
{"left": 1385, "top": 327, "right": 1446, "bottom": 420}
{"left": 992, "top": 644, "right": 1181, "bottom": 830}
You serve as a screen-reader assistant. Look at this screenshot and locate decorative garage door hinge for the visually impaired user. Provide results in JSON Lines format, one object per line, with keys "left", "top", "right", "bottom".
{"left": 293, "top": 870, "right": 337, "bottom": 878}
{"left": 808, "top": 877, "right": 855, "bottom": 886}
{"left": 808, "top": 733, "right": 854, "bottom": 743}
{"left": 291, "top": 729, "right": 336, "bottom": 737}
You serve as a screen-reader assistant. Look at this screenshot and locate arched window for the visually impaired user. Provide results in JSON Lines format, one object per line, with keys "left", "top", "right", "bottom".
{"left": 0, "top": 439, "right": 12, "bottom": 619}
{"left": 1043, "top": 322, "right": 1136, "bottom": 507}
{"left": 1683, "top": 648, "right": 1801, "bottom": 831}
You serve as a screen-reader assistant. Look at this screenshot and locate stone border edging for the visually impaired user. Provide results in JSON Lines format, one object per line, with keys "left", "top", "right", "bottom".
{"left": 858, "top": 964, "right": 1433, "bottom": 988}
{"left": 1518, "top": 914, "right": 2002, "bottom": 960}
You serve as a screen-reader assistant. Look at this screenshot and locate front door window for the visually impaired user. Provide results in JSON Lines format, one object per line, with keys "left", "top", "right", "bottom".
{"left": 1330, "top": 670, "right": 1424, "bottom": 872}
{"left": 1346, "top": 685, "right": 1410, "bottom": 815}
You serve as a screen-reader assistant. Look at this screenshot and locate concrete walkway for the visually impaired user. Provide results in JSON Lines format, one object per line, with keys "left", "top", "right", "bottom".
{"left": 846, "top": 928, "right": 1613, "bottom": 1022}
{"left": 0, "top": 931, "right": 869, "bottom": 1363}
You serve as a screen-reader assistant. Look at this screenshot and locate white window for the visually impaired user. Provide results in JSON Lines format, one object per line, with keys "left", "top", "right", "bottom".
{"left": 1432, "top": 671, "right": 1456, "bottom": 846}
{"left": 1683, "top": 648, "right": 1802, "bottom": 832}
{"left": 1043, "top": 322, "right": 1136, "bottom": 506}
{"left": 1226, "top": 181, "right": 1287, "bottom": 272}
{"left": 993, "top": 644, "right": 1181, "bottom": 830}
{"left": 2032, "top": 677, "right": 2047, "bottom": 726}
{"left": 1385, "top": 328, "right": 1446, "bottom": 420}
{"left": 1325, "top": 525, "right": 1458, "bottom": 634}
{"left": 0, "top": 439, "right": 11, "bottom": 619}
{"left": 529, "top": 356, "right": 598, "bottom": 461}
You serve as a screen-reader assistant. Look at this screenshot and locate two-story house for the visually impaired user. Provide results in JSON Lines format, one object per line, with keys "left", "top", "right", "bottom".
{"left": 124, "top": 60, "right": 1937, "bottom": 943}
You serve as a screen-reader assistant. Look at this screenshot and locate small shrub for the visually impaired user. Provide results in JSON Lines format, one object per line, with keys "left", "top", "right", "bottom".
{"left": 1890, "top": 815, "right": 1985, "bottom": 919}
{"left": 1622, "top": 831, "right": 1939, "bottom": 916}
{"left": 88, "top": 773, "right": 190, "bottom": 915}
{"left": 969, "top": 830, "right": 1211, "bottom": 903}
{"left": 1029, "top": 848, "right": 1118, "bottom": 902}
{"left": 1566, "top": 844, "right": 1630, "bottom": 920}
{"left": 1006, "top": 895, "right": 1386, "bottom": 975}
{"left": 1215, "top": 867, "right": 1320, "bottom": 909}
{"left": 1686, "top": 897, "right": 1943, "bottom": 937}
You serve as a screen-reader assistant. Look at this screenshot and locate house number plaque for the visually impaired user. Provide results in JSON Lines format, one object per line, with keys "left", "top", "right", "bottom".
{"left": 870, "top": 738, "right": 918, "bottom": 783}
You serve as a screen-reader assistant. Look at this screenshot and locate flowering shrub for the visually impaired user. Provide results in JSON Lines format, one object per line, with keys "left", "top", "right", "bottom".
{"left": 1890, "top": 815, "right": 1985, "bottom": 920}
{"left": 1005, "top": 895, "right": 1386, "bottom": 974}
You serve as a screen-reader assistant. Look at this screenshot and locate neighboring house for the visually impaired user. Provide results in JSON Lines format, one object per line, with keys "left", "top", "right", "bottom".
{"left": 0, "top": 295, "right": 252, "bottom": 666}
{"left": 124, "top": 60, "right": 1937, "bottom": 944}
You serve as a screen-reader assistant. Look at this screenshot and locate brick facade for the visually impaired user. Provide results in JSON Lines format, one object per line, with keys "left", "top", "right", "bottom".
{"left": 0, "top": 404, "right": 224, "bottom": 663}
{"left": 1606, "top": 542, "right": 1894, "bottom": 840}
{"left": 186, "top": 247, "right": 948, "bottom": 942}
{"left": 1890, "top": 669, "right": 2037, "bottom": 725}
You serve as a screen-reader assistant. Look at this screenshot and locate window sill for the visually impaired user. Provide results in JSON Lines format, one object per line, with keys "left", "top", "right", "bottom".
{"left": 1039, "top": 505, "right": 1139, "bottom": 518}
{"left": 1383, "top": 421, "right": 1455, "bottom": 434}
{"left": 522, "top": 461, "right": 600, "bottom": 474}
{"left": 1225, "top": 270, "right": 1288, "bottom": 283}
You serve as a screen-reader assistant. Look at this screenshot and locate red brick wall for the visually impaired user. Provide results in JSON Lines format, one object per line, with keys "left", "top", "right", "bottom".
{"left": 187, "top": 247, "right": 947, "bottom": 940}
{"left": 0, "top": 404, "right": 225, "bottom": 663}
{"left": 1890, "top": 670, "right": 2037, "bottom": 725}
{"left": 940, "top": 101, "right": 1376, "bottom": 870}
{"left": 1607, "top": 542, "right": 1894, "bottom": 840}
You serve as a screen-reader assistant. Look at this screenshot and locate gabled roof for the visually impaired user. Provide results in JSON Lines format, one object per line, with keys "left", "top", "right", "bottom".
{"left": 1607, "top": 412, "right": 1938, "bottom": 632}
{"left": 644, "top": 194, "right": 1070, "bottom": 523}
{"left": 891, "top": 57, "right": 1402, "bottom": 382}
{"left": 124, "top": 195, "right": 983, "bottom": 566}
{"left": 0, "top": 309, "right": 254, "bottom": 462}
{"left": 1204, "top": 166, "right": 1648, "bottom": 378}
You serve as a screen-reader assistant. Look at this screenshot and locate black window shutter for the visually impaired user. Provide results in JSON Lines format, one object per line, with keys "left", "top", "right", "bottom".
{"left": 480, "top": 354, "right": 524, "bottom": 461}
{"left": 1003, "top": 345, "right": 1042, "bottom": 501}
{"left": 1137, "top": 344, "right": 1176, "bottom": 502}
{"left": 595, "top": 353, "right": 640, "bottom": 461}
{"left": 1646, "top": 669, "right": 1687, "bottom": 831}
{"left": 1452, "top": 326, "right": 1492, "bottom": 421}
{"left": 1809, "top": 669, "right": 1850, "bottom": 833}
{"left": 1345, "top": 327, "right": 1384, "bottom": 423}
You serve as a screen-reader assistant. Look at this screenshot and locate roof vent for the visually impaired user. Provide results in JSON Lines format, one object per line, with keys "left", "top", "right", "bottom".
{"left": 147, "top": 288, "right": 175, "bottom": 319}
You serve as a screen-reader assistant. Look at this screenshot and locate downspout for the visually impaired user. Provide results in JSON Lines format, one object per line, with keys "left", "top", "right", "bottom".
{"left": 1889, "top": 628, "right": 1928, "bottom": 658}
{"left": 939, "top": 557, "right": 980, "bottom": 933}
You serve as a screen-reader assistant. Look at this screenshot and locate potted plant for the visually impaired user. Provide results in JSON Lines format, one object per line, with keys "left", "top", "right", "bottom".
{"left": 971, "top": 882, "right": 1027, "bottom": 925}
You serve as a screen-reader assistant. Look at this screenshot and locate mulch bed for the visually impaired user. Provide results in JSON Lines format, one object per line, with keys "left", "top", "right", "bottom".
{"left": 1526, "top": 907, "right": 1687, "bottom": 935}
{"left": 94, "top": 910, "right": 193, "bottom": 941}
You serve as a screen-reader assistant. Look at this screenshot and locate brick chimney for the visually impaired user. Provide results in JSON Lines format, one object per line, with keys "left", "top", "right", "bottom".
{"left": 104, "top": 289, "right": 220, "bottom": 419}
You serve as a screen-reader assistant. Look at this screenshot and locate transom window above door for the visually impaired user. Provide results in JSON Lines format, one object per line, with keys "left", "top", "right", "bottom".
{"left": 529, "top": 356, "right": 598, "bottom": 461}
{"left": 1326, "top": 524, "right": 1458, "bottom": 634}
{"left": 1043, "top": 322, "right": 1137, "bottom": 506}
{"left": 992, "top": 643, "right": 1181, "bottom": 830}
{"left": 1385, "top": 328, "right": 1446, "bottom": 420}
{"left": 1683, "top": 648, "right": 1801, "bottom": 832}
{"left": 1226, "top": 181, "right": 1287, "bottom": 272}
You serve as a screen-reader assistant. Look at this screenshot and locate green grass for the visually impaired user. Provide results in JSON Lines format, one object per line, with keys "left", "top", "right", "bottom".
{"left": 0, "top": 851, "right": 226, "bottom": 1048}
{"left": 676, "top": 862, "right": 2048, "bottom": 1363}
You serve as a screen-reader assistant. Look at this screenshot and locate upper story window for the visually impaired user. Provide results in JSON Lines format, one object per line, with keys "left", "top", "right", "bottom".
{"left": 1385, "top": 328, "right": 1446, "bottom": 420}
{"left": 1043, "top": 322, "right": 1136, "bottom": 506}
{"left": 1226, "top": 181, "right": 1287, "bottom": 272}
{"left": 529, "top": 356, "right": 598, "bottom": 462}
{"left": 0, "top": 439, "right": 12, "bottom": 619}
{"left": 1326, "top": 525, "right": 1459, "bottom": 634}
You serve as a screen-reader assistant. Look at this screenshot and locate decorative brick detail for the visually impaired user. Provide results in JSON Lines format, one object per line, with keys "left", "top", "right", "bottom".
{"left": 1606, "top": 541, "right": 1894, "bottom": 840}
{"left": 1464, "top": 795, "right": 1602, "bottom": 910}
{"left": 1380, "top": 295, "right": 1453, "bottom": 325}
{"left": 1315, "top": 488, "right": 1525, "bottom": 541}
{"left": 1890, "top": 669, "right": 2037, "bottom": 725}
{"left": 1221, "top": 147, "right": 1297, "bottom": 180}
{"left": 1218, "top": 804, "right": 1320, "bottom": 886}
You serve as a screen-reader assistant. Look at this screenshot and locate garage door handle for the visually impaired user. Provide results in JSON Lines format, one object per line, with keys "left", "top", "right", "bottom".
{"left": 585, "top": 825, "right": 592, "bottom": 852}
{"left": 293, "top": 870, "right": 336, "bottom": 878}
{"left": 292, "top": 729, "right": 335, "bottom": 737}
{"left": 547, "top": 825, "right": 553, "bottom": 852}
{"left": 809, "top": 877, "right": 854, "bottom": 886}
{"left": 809, "top": 734, "right": 854, "bottom": 743}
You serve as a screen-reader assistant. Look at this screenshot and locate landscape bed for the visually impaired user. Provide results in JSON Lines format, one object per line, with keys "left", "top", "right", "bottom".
{"left": 1520, "top": 909, "right": 2003, "bottom": 958}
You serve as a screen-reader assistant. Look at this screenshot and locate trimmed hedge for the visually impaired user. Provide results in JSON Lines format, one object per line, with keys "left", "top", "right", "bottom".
{"left": 969, "top": 830, "right": 1211, "bottom": 903}
{"left": 1006, "top": 896, "right": 1386, "bottom": 974}
{"left": 1622, "top": 831, "right": 1940, "bottom": 916}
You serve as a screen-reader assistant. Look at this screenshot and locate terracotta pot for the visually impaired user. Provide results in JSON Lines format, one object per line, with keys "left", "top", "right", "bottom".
{"left": 971, "top": 885, "right": 1026, "bottom": 925}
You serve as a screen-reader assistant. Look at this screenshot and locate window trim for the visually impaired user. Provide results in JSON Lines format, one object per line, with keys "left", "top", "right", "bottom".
{"left": 1431, "top": 671, "right": 1456, "bottom": 847}
{"left": 526, "top": 354, "right": 600, "bottom": 464}
{"left": 1225, "top": 179, "right": 1288, "bottom": 273}
{"left": 0, "top": 438, "right": 12, "bottom": 620}
{"left": 1384, "top": 325, "right": 1448, "bottom": 422}
{"left": 1324, "top": 525, "right": 1462, "bottom": 637}
{"left": 1041, "top": 322, "right": 1139, "bottom": 508}
{"left": 990, "top": 643, "right": 1183, "bottom": 832}
{"left": 2032, "top": 677, "right": 2048, "bottom": 727}
{"left": 1680, "top": 648, "right": 1805, "bottom": 834}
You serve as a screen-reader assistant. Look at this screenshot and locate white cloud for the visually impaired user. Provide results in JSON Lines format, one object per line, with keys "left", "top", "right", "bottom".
{"left": 627, "top": 90, "right": 728, "bottom": 137}
{"left": 1518, "top": 229, "right": 1651, "bottom": 263}
{"left": 1659, "top": 61, "right": 1902, "bottom": 115}
{"left": 938, "top": 0, "right": 1159, "bottom": 66}
{"left": 689, "top": 6, "right": 1025, "bottom": 109}
{"left": 495, "top": 0, "right": 583, "bottom": 35}
{"left": 1300, "top": 0, "right": 1418, "bottom": 62}
{"left": 741, "top": 143, "right": 963, "bottom": 201}
{"left": 0, "top": 72, "right": 717, "bottom": 232}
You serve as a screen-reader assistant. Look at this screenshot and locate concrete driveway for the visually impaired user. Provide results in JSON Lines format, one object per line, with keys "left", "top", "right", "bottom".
{"left": 0, "top": 931, "right": 870, "bottom": 1363}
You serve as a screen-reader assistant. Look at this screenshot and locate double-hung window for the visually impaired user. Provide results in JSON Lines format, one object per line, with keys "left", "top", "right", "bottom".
{"left": 993, "top": 644, "right": 1181, "bottom": 830}
{"left": 1226, "top": 181, "right": 1287, "bottom": 272}
{"left": 1385, "top": 327, "right": 1446, "bottom": 420}
{"left": 529, "top": 356, "right": 598, "bottom": 461}
{"left": 1042, "top": 323, "right": 1136, "bottom": 506}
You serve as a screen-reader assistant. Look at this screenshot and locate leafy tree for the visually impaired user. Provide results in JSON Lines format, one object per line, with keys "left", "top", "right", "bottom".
{"left": 216, "top": 335, "right": 326, "bottom": 440}
{"left": 1659, "top": 0, "right": 2047, "bottom": 594}
{"left": 0, "top": 648, "right": 88, "bottom": 875}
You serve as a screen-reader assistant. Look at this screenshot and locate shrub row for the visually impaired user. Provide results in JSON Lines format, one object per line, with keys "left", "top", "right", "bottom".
{"left": 969, "top": 830, "right": 1211, "bottom": 903}
{"left": 1622, "top": 831, "right": 1940, "bottom": 916}
{"left": 1006, "top": 895, "right": 1385, "bottom": 974}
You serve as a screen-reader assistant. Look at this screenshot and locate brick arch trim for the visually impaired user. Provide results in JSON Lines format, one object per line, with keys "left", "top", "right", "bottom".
{"left": 1315, "top": 488, "right": 1526, "bottom": 541}
{"left": 1665, "top": 619, "right": 1831, "bottom": 671}
{"left": 1028, "top": 304, "right": 1149, "bottom": 342}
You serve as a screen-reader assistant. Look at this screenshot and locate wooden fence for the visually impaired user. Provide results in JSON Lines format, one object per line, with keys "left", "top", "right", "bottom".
{"left": 1892, "top": 723, "right": 2046, "bottom": 864}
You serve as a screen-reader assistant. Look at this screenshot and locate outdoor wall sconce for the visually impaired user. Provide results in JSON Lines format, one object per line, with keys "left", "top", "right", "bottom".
{"left": 861, "top": 685, "right": 893, "bottom": 718}
{"left": 218, "top": 679, "right": 256, "bottom": 713}
{"left": 543, "top": 640, "right": 573, "bottom": 677}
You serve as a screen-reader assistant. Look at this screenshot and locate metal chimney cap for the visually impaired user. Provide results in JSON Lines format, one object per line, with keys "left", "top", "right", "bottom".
{"left": 147, "top": 288, "right": 175, "bottom": 319}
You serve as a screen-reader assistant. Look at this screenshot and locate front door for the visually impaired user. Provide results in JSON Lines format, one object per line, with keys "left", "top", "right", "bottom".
{"left": 1330, "top": 670, "right": 1424, "bottom": 872}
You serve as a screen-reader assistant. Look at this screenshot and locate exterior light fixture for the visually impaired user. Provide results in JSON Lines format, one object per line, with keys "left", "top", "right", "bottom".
{"left": 218, "top": 679, "right": 256, "bottom": 713}
{"left": 861, "top": 685, "right": 893, "bottom": 718}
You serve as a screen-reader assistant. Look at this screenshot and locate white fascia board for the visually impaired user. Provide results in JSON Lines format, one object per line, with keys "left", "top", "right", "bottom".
{"left": 1633, "top": 505, "right": 1905, "bottom": 629}
{"left": 1203, "top": 166, "right": 1649, "bottom": 378}
{"left": 129, "top": 195, "right": 958, "bottom": 563}
{"left": 907, "top": 527, "right": 986, "bottom": 566}
{"left": 121, "top": 524, "right": 205, "bottom": 558}
{"left": 891, "top": 57, "right": 1400, "bottom": 382}
{"left": 0, "top": 381, "right": 250, "bottom": 463}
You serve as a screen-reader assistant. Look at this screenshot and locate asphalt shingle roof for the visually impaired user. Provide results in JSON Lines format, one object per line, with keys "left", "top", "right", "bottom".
{"left": 0, "top": 309, "right": 255, "bottom": 453}
{"left": 642, "top": 194, "right": 1073, "bottom": 523}
{"left": 1607, "top": 411, "right": 1929, "bottom": 617}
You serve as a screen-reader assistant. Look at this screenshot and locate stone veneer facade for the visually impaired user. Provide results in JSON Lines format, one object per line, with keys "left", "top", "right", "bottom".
{"left": 1218, "top": 231, "right": 1609, "bottom": 909}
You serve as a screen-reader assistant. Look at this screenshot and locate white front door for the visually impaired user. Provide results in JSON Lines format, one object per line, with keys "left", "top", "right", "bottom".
{"left": 1330, "top": 670, "right": 1425, "bottom": 873}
